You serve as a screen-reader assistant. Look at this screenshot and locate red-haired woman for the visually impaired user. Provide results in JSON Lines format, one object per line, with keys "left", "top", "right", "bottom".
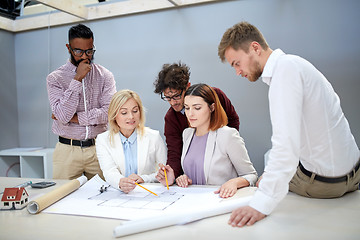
{"left": 157, "top": 83, "right": 257, "bottom": 198}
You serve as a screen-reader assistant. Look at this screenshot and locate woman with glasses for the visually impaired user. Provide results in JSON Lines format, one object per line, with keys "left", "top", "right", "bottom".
{"left": 96, "top": 90, "right": 167, "bottom": 193}
{"left": 156, "top": 83, "right": 257, "bottom": 198}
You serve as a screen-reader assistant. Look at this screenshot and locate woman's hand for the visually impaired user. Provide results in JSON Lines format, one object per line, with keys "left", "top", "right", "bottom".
{"left": 156, "top": 164, "right": 175, "bottom": 187}
{"left": 128, "top": 174, "right": 144, "bottom": 184}
{"left": 215, "top": 177, "right": 250, "bottom": 198}
{"left": 118, "top": 177, "right": 136, "bottom": 193}
{"left": 214, "top": 179, "right": 238, "bottom": 198}
{"left": 176, "top": 174, "right": 192, "bottom": 188}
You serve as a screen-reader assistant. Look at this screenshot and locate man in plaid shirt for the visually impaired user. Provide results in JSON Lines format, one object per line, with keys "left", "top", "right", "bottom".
{"left": 47, "top": 24, "right": 116, "bottom": 180}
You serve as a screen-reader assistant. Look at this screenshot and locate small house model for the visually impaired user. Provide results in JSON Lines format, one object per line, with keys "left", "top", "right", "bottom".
{"left": 1, "top": 187, "right": 29, "bottom": 210}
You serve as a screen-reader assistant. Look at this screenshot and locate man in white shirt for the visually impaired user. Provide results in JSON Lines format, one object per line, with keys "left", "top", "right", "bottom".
{"left": 218, "top": 21, "right": 360, "bottom": 227}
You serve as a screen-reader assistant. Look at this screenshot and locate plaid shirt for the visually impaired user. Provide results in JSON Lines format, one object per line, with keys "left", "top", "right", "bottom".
{"left": 47, "top": 60, "right": 116, "bottom": 140}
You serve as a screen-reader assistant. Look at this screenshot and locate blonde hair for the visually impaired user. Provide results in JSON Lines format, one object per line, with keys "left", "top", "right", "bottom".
{"left": 108, "top": 89, "right": 146, "bottom": 145}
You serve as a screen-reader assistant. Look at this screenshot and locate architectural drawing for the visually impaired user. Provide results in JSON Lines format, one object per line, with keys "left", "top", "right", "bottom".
{"left": 89, "top": 188, "right": 184, "bottom": 210}
{"left": 43, "top": 175, "right": 253, "bottom": 221}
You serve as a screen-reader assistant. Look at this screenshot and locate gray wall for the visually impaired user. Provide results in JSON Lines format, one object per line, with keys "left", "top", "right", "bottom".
{"left": 0, "top": 29, "right": 18, "bottom": 150}
{"left": 1, "top": 0, "right": 360, "bottom": 174}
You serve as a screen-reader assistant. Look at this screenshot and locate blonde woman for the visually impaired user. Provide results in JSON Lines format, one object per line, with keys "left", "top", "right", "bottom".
{"left": 157, "top": 83, "right": 257, "bottom": 198}
{"left": 96, "top": 90, "right": 167, "bottom": 193}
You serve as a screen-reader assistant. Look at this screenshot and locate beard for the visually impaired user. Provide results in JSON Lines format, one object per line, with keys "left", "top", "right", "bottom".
{"left": 248, "top": 61, "right": 263, "bottom": 82}
{"left": 70, "top": 54, "right": 94, "bottom": 67}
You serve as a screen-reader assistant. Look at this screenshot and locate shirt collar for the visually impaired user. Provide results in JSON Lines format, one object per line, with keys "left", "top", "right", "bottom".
{"left": 65, "top": 59, "right": 77, "bottom": 72}
{"left": 120, "top": 130, "right": 137, "bottom": 144}
{"left": 261, "top": 49, "right": 285, "bottom": 85}
{"left": 180, "top": 107, "right": 185, "bottom": 115}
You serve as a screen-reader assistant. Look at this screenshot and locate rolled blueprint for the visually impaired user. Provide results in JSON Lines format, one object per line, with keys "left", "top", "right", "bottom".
{"left": 113, "top": 191, "right": 253, "bottom": 238}
{"left": 27, "top": 176, "right": 87, "bottom": 214}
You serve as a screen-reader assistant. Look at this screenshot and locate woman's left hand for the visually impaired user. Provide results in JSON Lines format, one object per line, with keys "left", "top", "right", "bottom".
{"left": 214, "top": 179, "right": 238, "bottom": 198}
{"left": 176, "top": 174, "right": 192, "bottom": 188}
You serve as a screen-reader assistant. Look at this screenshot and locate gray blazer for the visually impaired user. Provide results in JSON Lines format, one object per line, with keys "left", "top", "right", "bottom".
{"left": 96, "top": 127, "right": 167, "bottom": 189}
{"left": 181, "top": 126, "right": 257, "bottom": 186}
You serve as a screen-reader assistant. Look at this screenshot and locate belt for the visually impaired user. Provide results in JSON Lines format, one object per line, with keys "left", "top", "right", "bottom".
{"left": 299, "top": 159, "right": 360, "bottom": 183}
{"left": 59, "top": 136, "right": 95, "bottom": 148}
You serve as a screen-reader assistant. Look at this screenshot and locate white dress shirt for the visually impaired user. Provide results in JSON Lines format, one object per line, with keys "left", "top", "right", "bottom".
{"left": 250, "top": 49, "right": 359, "bottom": 215}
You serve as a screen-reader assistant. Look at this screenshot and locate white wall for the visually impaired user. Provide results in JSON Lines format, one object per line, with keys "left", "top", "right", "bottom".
{"left": 2, "top": 0, "right": 360, "bottom": 174}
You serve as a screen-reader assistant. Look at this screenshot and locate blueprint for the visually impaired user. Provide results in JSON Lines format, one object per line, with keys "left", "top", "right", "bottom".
{"left": 43, "top": 175, "right": 254, "bottom": 221}
{"left": 88, "top": 184, "right": 184, "bottom": 210}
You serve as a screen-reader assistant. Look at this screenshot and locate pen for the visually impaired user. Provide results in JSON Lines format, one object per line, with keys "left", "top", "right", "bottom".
{"left": 14, "top": 181, "right": 33, "bottom": 188}
{"left": 164, "top": 168, "right": 169, "bottom": 190}
{"left": 0, "top": 181, "right": 32, "bottom": 194}
{"left": 134, "top": 182, "right": 158, "bottom": 196}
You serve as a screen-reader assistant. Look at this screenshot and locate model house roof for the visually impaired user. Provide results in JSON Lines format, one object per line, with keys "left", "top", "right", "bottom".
{"left": 1, "top": 187, "right": 28, "bottom": 202}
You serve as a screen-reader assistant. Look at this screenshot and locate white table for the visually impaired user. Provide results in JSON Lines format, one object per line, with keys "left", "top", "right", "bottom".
{"left": 0, "top": 177, "right": 359, "bottom": 240}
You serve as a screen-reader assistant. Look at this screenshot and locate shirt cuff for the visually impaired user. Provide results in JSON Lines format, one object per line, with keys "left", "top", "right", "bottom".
{"left": 242, "top": 174, "right": 257, "bottom": 187}
{"left": 77, "top": 111, "right": 88, "bottom": 126}
{"left": 248, "top": 189, "right": 280, "bottom": 215}
{"left": 139, "top": 174, "right": 157, "bottom": 183}
{"left": 69, "top": 79, "right": 83, "bottom": 93}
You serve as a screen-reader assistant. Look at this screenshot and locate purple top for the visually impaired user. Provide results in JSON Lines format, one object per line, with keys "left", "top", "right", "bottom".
{"left": 183, "top": 133, "right": 209, "bottom": 185}
{"left": 164, "top": 87, "right": 240, "bottom": 178}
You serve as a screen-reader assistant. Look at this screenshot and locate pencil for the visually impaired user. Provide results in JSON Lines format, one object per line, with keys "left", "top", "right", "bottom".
{"left": 135, "top": 182, "right": 158, "bottom": 196}
{"left": 164, "top": 168, "right": 169, "bottom": 190}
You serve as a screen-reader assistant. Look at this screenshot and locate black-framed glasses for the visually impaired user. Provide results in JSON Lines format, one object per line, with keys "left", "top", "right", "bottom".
{"left": 69, "top": 45, "right": 96, "bottom": 57}
{"left": 161, "top": 90, "right": 183, "bottom": 102}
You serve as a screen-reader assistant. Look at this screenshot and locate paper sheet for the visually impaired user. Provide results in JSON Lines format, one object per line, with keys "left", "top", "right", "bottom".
{"left": 35, "top": 175, "right": 255, "bottom": 237}
{"left": 41, "top": 175, "right": 254, "bottom": 222}
{"left": 113, "top": 194, "right": 253, "bottom": 238}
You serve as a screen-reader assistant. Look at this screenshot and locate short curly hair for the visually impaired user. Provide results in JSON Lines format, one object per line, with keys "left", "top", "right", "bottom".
{"left": 154, "top": 62, "right": 190, "bottom": 94}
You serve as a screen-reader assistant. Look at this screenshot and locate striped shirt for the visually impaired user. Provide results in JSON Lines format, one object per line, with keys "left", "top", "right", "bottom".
{"left": 47, "top": 60, "right": 116, "bottom": 140}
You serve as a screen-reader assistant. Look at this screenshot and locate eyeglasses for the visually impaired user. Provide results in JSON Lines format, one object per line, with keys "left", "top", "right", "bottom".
{"left": 161, "top": 90, "right": 183, "bottom": 102}
{"left": 69, "top": 45, "right": 96, "bottom": 57}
